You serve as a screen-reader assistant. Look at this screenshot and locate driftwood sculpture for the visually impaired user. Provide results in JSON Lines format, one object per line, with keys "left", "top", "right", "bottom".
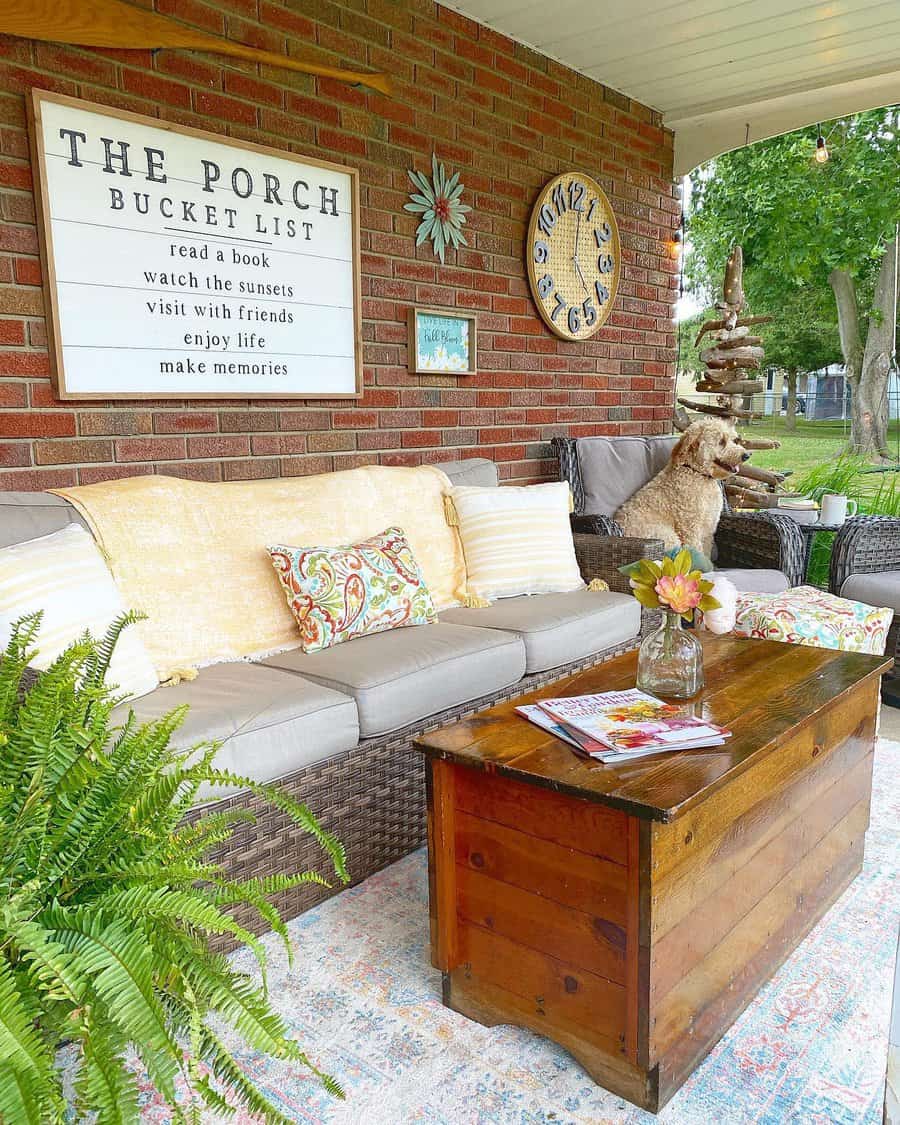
{"left": 0, "top": 0, "right": 392, "bottom": 95}
{"left": 678, "top": 247, "right": 793, "bottom": 509}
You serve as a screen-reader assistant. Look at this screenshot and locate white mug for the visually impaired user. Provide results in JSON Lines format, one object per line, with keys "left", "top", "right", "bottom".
{"left": 820, "top": 493, "right": 858, "bottom": 526}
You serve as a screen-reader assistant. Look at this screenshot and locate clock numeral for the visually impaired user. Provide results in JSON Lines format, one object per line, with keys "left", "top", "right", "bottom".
{"left": 586, "top": 198, "right": 597, "bottom": 222}
{"left": 567, "top": 305, "right": 581, "bottom": 334}
{"left": 533, "top": 239, "right": 550, "bottom": 265}
{"left": 597, "top": 252, "right": 615, "bottom": 273}
{"left": 568, "top": 180, "right": 585, "bottom": 212}
{"left": 594, "top": 221, "right": 612, "bottom": 246}
{"left": 551, "top": 293, "right": 567, "bottom": 322}
{"left": 582, "top": 297, "right": 597, "bottom": 327}
{"left": 551, "top": 183, "right": 567, "bottom": 217}
{"left": 537, "top": 273, "right": 554, "bottom": 299}
{"left": 538, "top": 203, "right": 557, "bottom": 238}
{"left": 595, "top": 280, "right": 609, "bottom": 305}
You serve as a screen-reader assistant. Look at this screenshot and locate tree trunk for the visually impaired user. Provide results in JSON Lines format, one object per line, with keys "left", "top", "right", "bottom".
{"left": 785, "top": 367, "right": 798, "bottom": 432}
{"left": 855, "top": 244, "right": 895, "bottom": 459}
{"left": 829, "top": 253, "right": 893, "bottom": 459}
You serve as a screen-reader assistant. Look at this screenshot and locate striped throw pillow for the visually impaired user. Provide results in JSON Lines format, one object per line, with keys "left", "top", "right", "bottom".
{"left": 448, "top": 482, "right": 584, "bottom": 602}
{"left": 0, "top": 524, "right": 158, "bottom": 700}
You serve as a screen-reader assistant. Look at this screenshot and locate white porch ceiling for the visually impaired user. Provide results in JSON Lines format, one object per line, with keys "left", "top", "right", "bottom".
{"left": 446, "top": 0, "right": 900, "bottom": 175}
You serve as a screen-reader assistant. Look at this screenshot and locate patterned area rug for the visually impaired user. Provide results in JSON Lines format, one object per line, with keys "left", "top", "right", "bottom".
{"left": 133, "top": 740, "right": 900, "bottom": 1124}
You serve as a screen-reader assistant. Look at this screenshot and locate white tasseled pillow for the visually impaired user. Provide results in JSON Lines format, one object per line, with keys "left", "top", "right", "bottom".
{"left": 0, "top": 524, "right": 158, "bottom": 700}
{"left": 448, "top": 481, "right": 584, "bottom": 602}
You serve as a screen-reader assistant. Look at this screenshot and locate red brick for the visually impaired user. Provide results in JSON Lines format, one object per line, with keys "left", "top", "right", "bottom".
{"left": 0, "top": 412, "right": 75, "bottom": 438}
{"left": 122, "top": 69, "right": 192, "bottom": 109}
{"left": 153, "top": 411, "right": 217, "bottom": 433}
{"left": 115, "top": 437, "right": 186, "bottom": 462}
{"left": 34, "top": 438, "right": 113, "bottom": 465}
{"left": 186, "top": 435, "right": 250, "bottom": 458}
{"left": 13, "top": 258, "right": 40, "bottom": 286}
{"left": 0, "top": 441, "right": 29, "bottom": 467}
{"left": 0, "top": 159, "right": 31, "bottom": 190}
{"left": 193, "top": 90, "right": 257, "bottom": 127}
{"left": 0, "top": 321, "right": 25, "bottom": 346}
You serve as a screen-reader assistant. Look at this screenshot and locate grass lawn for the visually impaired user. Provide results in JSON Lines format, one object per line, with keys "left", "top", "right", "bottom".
{"left": 742, "top": 416, "right": 900, "bottom": 478}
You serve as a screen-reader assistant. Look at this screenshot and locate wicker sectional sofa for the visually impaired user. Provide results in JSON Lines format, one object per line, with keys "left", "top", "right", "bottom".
{"left": 2, "top": 458, "right": 659, "bottom": 935}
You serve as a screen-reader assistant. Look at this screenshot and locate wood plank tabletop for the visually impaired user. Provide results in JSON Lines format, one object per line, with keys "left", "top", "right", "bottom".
{"left": 413, "top": 635, "right": 891, "bottom": 823}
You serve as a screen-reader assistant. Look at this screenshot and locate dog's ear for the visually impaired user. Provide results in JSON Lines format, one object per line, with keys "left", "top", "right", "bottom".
{"left": 671, "top": 430, "right": 698, "bottom": 463}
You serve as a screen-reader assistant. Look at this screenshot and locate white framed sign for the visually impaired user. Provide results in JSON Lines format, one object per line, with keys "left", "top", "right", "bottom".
{"left": 28, "top": 91, "right": 362, "bottom": 399}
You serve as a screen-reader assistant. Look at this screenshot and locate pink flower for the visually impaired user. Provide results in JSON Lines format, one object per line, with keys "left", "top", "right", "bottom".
{"left": 655, "top": 573, "right": 702, "bottom": 615}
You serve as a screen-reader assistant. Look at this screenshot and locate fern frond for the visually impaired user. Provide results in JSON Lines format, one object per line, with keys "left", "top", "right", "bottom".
{"left": 200, "top": 768, "right": 348, "bottom": 883}
{"left": 0, "top": 614, "right": 346, "bottom": 1120}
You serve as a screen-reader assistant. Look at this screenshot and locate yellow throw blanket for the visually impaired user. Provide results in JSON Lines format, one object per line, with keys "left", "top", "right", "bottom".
{"left": 52, "top": 466, "right": 466, "bottom": 683}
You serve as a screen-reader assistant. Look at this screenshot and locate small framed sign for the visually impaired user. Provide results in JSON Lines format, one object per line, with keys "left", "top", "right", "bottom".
{"left": 408, "top": 307, "right": 476, "bottom": 374}
{"left": 28, "top": 90, "right": 362, "bottom": 399}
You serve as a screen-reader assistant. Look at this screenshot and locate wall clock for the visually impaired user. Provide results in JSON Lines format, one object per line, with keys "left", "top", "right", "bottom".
{"left": 526, "top": 172, "right": 621, "bottom": 341}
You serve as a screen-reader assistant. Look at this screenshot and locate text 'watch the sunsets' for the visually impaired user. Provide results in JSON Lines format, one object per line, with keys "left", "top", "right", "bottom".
{"left": 526, "top": 172, "right": 621, "bottom": 341}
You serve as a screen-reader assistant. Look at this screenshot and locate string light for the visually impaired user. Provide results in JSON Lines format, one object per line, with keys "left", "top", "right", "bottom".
{"left": 815, "top": 123, "right": 829, "bottom": 163}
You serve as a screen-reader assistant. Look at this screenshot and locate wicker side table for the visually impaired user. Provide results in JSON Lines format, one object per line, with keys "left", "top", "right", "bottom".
{"left": 795, "top": 522, "right": 843, "bottom": 586}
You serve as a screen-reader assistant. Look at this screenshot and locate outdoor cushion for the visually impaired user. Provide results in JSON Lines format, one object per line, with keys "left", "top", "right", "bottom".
{"left": 576, "top": 435, "right": 679, "bottom": 516}
{"left": 435, "top": 458, "right": 499, "bottom": 488}
{"left": 111, "top": 662, "right": 360, "bottom": 799}
{"left": 261, "top": 622, "right": 525, "bottom": 737}
{"left": 0, "top": 491, "right": 86, "bottom": 548}
{"left": 841, "top": 571, "right": 900, "bottom": 612}
{"left": 733, "top": 585, "right": 894, "bottom": 654}
{"left": 441, "top": 590, "right": 640, "bottom": 673}
{"left": 714, "top": 568, "right": 791, "bottom": 594}
{"left": 447, "top": 481, "right": 583, "bottom": 602}
{"left": 0, "top": 524, "right": 158, "bottom": 700}
{"left": 268, "top": 527, "right": 436, "bottom": 653}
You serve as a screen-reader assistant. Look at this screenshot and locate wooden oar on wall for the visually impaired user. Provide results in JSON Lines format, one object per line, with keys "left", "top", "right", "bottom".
{"left": 0, "top": 0, "right": 392, "bottom": 96}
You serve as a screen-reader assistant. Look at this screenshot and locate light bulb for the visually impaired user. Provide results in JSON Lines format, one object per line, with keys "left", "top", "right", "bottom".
{"left": 815, "top": 134, "right": 828, "bottom": 163}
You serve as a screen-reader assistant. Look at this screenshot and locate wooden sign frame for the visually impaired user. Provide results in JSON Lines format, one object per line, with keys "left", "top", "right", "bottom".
{"left": 407, "top": 306, "right": 477, "bottom": 375}
{"left": 28, "top": 90, "right": 363, "bottom": 400}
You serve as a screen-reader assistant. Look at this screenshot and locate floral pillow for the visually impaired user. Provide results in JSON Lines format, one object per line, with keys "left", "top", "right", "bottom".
{"left": 267, "top": 527, "right": 437, "bottom": 653}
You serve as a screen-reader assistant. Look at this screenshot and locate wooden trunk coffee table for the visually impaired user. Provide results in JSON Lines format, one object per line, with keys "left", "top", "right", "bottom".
{"left": 414, "top": 634, "right": 889, "bottom": 1113}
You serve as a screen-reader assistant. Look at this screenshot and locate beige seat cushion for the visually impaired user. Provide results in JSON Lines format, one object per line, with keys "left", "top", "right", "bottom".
{"left": 441, "top": 589, "right": 640, "bottom": 673}
{"left": 261, "top": 623, "right": 526, "bottom": 738}
{"left": 841, "top": 571, "right": 900, "bottom": 611}
{"left": 716, "top": 568, "right": 790, "bottom": 594}
{"left": 112, "top": 662, "right": 359, "bottom": 800}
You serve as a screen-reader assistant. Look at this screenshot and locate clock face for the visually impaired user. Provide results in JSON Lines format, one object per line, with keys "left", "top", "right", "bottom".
{"left": 526, "top": 172, "right": 621, "bottom": 341}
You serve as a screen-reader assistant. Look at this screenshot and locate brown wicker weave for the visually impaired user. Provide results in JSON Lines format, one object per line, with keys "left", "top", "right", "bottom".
{"left": 554, "top": 435, "right": 807, "bottom": 586}
{"left": 829, "top": 515, "right": 900, "bottom": 670}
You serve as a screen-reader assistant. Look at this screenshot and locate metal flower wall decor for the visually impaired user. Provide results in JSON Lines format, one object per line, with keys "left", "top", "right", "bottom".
{"left": 405, "top": 153, "right": 471, "bottom": 265}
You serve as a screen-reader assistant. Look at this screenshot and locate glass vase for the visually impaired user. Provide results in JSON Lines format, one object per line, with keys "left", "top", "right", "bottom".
{"left": 635, "top": 611, "right": 704, "bottom": 699}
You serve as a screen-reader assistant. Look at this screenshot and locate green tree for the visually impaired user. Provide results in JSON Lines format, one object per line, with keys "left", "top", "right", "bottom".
{"left": 686, "top": 109, "right": 900, "bottom": 458}
{"left": 760, "top": 289, "right": 842, "bottom": 430}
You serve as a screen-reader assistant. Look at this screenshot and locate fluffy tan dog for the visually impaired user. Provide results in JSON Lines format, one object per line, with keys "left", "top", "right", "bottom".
{"left": 615, "top": 418, "right": 750, "bottom": 557}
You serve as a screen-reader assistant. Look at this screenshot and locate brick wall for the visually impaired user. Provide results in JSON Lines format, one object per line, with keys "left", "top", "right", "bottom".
{"left": 0, "top": 0, "right": 678, "bottom": 490}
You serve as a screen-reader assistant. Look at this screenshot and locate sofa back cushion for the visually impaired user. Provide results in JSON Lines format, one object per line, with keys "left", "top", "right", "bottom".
{"left": 576, "top": 435, "right": 679, "bottom": 516}
{"left": 0, "top": 491, "right": 87, "bottom": 548}
{"left": 50, "top": 465, "right": 467, "bottom": 680}
{"left": 437, "top": 458, "right": 499, "bottom": 488}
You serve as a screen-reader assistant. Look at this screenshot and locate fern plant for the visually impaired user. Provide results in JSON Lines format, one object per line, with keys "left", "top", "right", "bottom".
{"left": 0, "top": 612, "right": 348, "bottom": 1123}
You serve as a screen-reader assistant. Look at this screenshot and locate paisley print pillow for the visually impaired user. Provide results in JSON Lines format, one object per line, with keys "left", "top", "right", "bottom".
{"left": 267, "top": 527, "right": 437, "bottom": 653}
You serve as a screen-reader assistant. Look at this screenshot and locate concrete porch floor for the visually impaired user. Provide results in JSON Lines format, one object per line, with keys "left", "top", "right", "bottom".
{"left": 881, "top": 702, "right": 900, "bottom": 741}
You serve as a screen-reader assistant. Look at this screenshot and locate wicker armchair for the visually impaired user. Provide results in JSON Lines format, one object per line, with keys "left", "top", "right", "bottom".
{"left": 554, "top": 435, "right": 807, "bottom": 587}
{"left": 829, "top": 515, "right": 900, "bottom": 673}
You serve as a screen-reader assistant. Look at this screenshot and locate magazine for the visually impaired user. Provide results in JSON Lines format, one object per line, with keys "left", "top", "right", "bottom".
{"left": 516, "top": 698, "right": 727, "bottom": 765}
{"left": 537, "top": 689, "right": 729, "bottom": 755}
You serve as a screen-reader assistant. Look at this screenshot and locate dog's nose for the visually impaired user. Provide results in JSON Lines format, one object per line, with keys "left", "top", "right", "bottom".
{"left": 741, "top": 451, "right": 751, "bottom": 462}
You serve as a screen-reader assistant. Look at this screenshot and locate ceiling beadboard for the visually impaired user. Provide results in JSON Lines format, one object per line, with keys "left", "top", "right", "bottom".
{"left": 446, "top": 0, "right": 900, "bottom": 174}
